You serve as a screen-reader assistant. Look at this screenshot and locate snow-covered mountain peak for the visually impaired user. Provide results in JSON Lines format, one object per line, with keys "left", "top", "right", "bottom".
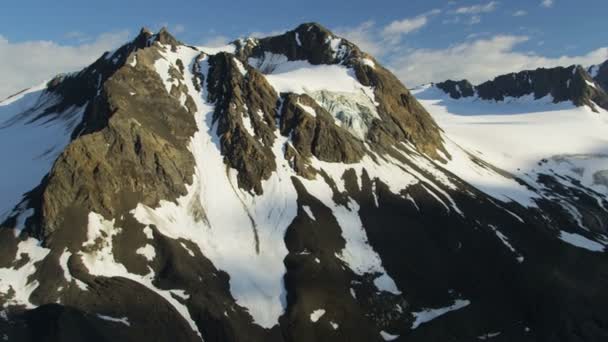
{"left": 1, "top": 22, "right": 608, "bottom": 342}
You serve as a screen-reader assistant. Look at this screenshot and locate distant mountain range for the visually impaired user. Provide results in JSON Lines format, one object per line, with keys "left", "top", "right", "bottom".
{"left": 435, "top": 62, "right": 608, "bottom": 111}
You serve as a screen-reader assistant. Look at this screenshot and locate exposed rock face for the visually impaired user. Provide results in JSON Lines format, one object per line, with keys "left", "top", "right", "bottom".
{"left": 40, "top": 36, "right": 197, "bottom": 242}
{"left": 435, "top": 80, "right": 475, "bottom": 99}
{"left": 436, "top": 64, "right": 608, "bottom": 112}
{"left": 205, "top": 52, "right": 279, "bottom": 194}
{"left": 590, "top": 60, "right": 608, "bottom": 91}
{"left": 0, "top": 24, "right": 608, "bottom": 342}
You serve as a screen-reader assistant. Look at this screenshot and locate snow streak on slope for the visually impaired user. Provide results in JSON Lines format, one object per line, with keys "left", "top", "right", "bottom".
{"left": 411, "top": 299, "right": 470, "bottom": 329}
{"left": 0, "top": 85, "right": 85, "bottom": 221}
{"left": 133, "top": 44, "right": 298, "bottom": 329}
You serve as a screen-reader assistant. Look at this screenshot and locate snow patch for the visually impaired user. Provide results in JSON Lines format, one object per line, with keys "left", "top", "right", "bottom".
{"left": 233, "top": 58, "right": 247, "bottom": 76}
{"left": 411, "top": 299, "right": 470, "bottom": 329}
{"left": 0, "top": 238, "right": 50, "bottom": 308}
{"left": 136, "top": 244, "right": 156, "bottom": 261}
{"left": 478, "top": 332, "right": 502, "bottom": 340}
{"left": 297, "top": 101, "right": 316, "bottom": 117}
{"left": 97, "top": 314, "right": 131, "bottom": 326}
{"left": 362, "top": 58, "right": 375, "bottom": 69}
{"left": 380, "top": 331, "right": 400, "bottom": 341}
{"left": 302, "top": 206, "right": 316, "bottom": 220}
{"left": 310, "top": 309, "right": 326, "bottom": 322}
{"left": 559, "top": 231, "right": 606, "bottom": 252}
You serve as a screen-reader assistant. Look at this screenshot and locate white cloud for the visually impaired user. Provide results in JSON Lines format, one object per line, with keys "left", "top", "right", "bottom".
{"left": 334, "top": 21, "right": 386, "bottom": 57}
{"left": 513, "top": 10, "right": 528, "bottom": 16}
{"left": 383, "top": 16, "right": 428, "bottom": 36}
{"left": 173, "top": 24, "right": 186, "bottom": 34}
{"left": 454, "top": 1, "right": 499, "bottom": 14}
{"left": 468, "top": 15, "right": 482, "bottom": 25}
{"left": 64, "top": 31, "right": 92, "bottom": 43}
{"left": 199, "top": 35, "right": 231, "bottom": 47}
{"left": 541, "top": 0, "right": 554, "bottom": 8}
{"left": 380, "top": 9, "right": 441, "bottom": 43}
{"left": 389, "top": 35, "right": 608, "bottom": 87}
{"left": 248, "top": 29, "right": 287, "bottom": 39}
{"left": 335, "top": 12, "right": 440, "bottom": 57}
{"left": 0, "top": 31, "right": 130, "bottom": 99}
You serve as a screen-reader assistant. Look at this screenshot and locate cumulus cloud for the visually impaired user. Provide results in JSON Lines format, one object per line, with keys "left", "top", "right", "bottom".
{"left": 382, "top": 9, "right": 441, "bottom": 43}
{"left": 248, "top": 29, "right": 287, "bottom": 39}
{"left": 199, "top": 35, "right": 231, "bottom": 47}
{"left": 0, "top": 31, "right": 130, "bottom": 99}
{"left": 334, "top": 21, "right": 386, "bottom": 57}
{"left": 336, "top": 10, "right": 440, "bottom": 55}
{"left": 389, "top": 35, "right": 608, "bottom": 87}
{"left": 541, "top": 0, "right": 554, "bottom": 8}
{"left": 173, "top": 24, "right": 186, "bottom": 34}
{"left": 453, "top": 1, "right": 499, "bottom": 15}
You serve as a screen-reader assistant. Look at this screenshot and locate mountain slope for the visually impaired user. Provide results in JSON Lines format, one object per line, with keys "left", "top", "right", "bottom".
{"left": 0, "top": 24, "right": 607, "bottom": 342}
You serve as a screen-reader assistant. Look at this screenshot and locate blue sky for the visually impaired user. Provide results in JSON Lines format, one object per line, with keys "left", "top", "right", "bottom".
{"left": 1, "top": 0, "right": 607, "bottom": 97}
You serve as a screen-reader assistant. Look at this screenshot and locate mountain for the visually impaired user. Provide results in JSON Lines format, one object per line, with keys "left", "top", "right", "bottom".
{"left": 0, "top": 23, "right": 607, "bottom": 342}
{"left": 436, "top": 64, "right": 608, "bottom": 112}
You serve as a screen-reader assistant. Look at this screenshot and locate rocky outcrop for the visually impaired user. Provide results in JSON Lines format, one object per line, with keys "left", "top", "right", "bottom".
{"left": 435, "top": 80, "right": 475, "bottom": 99}
{"left": 235, "top": 23, "right": 354, "bottom": 66}
{"left": 39, "top": 38, "right": 197, "bottom": 242}
{"left": 279, "top": 93, "right": 366, "bottom": 175}
{"left": 205, "top": 52, "right": 279, "bottom": 194}
{"left": 590, "top": 60, "right": 608, "bottom": 91}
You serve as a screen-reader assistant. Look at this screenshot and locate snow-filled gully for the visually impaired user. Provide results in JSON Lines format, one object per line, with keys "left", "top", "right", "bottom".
{"left": 128, "top": 44, "right": 411, "bottom": 330}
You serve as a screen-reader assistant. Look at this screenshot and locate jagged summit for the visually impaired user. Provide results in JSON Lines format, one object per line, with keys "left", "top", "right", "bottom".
{"left": 1, "top": 22, "right": 608, "bottom": 342}
{"left": 435, "top": 63, "right": 608, "bottom": 112}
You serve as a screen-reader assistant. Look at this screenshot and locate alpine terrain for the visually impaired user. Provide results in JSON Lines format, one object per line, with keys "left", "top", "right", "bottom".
{"left": 0, "top": 23, "right": 607, "bottom": 342}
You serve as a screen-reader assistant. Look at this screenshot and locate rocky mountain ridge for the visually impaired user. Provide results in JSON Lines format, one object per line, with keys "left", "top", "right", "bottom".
{"left": 436, "top": 63, "right": 608, "bottom": 111}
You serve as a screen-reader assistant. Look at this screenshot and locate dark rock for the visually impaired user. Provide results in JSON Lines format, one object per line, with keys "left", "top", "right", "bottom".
{"left": 205, "top": 52, "right": 279, "bottom": 194}
{"left": 435, "top": 80, "right": 475, "bottom": 99}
